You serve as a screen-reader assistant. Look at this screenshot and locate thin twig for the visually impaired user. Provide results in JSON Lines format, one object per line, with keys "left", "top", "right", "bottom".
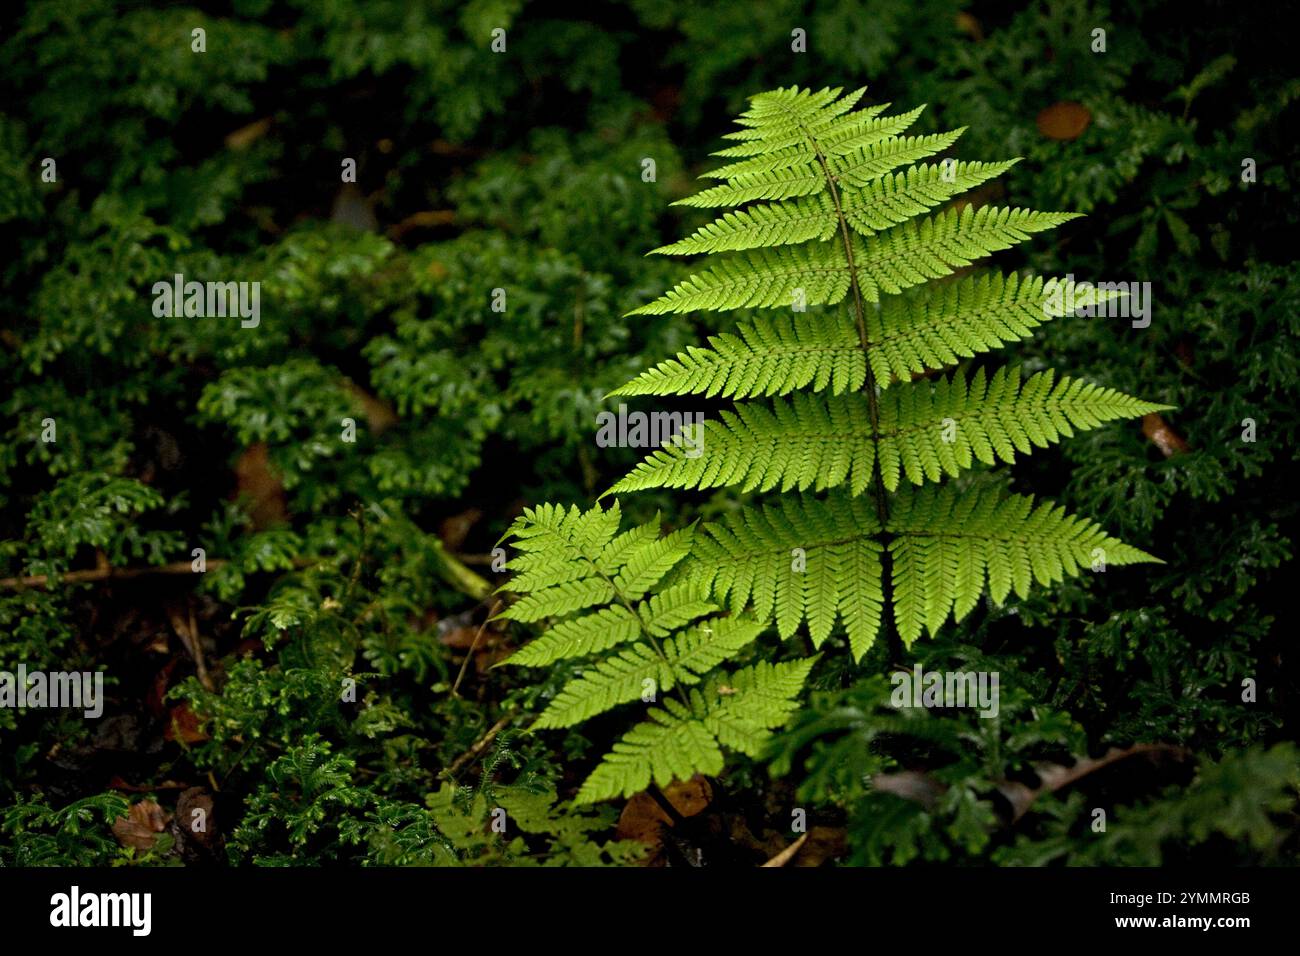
{"left": 761, "top": 833, "right": 809, "bottom": 867}
{"left": 1, "top": 559, "right": 228, "bottom": 590}
{"left": 344, "top": 505, "right": 368, "bottom": 602}
{"left": 451, "top": 600, "right": 501, "bottom": 698}
{"left": 167, "top": 601, "right": 214, "bottom": 692}
{"left": 441, "top": 710, "right": 517, "bottom": 779}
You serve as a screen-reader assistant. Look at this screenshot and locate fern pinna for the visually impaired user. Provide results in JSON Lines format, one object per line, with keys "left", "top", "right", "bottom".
{"left": 500, "top": 86, "right": 1166, "bottom": 802}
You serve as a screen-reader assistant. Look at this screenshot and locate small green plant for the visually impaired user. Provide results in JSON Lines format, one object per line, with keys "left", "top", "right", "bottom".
{"left": 1, "top": 792, "right": 131, "bottom": 866}
{"left": 502, "top": 85, "right": 1167, "bottom": 800}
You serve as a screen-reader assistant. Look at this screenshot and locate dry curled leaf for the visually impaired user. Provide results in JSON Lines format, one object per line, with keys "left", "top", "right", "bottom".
{"left": 176, "top": 787, "right": 217, "bottom": 849}
{"left": 439, "top": 508, "right": 483, "bottom": 552}
{"left": 955, "top": 12, "right": 984, "bottom": 41}
{"left": 112, "top": 799, "right": 169, "bottom": 850}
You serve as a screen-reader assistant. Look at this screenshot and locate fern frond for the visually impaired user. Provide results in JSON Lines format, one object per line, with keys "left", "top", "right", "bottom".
{"left": 502, "top": 505, "right": 816, "bottom": 801}
{"left": 641, "top": 582, "right": 718, "bottom": 636}
{"left": 502, "top": 501, "right": 622, "bottom": 569}
{"left": 611, "top": 524, "right": 696, "bottom": 599}
{"left": 701, "top": 658, "right": 817, "bottom": 755}
{"left": 535, "top": 645, "right": 674, "bottom": 729}
{"left": 652, "top": 192, "right": 841, "bottom": 256}
{"left": 607, "top": 393, "right": 877, "bottom": 496}
{"left": 614, "top": 275, "right": 1126, "bottom": 403}
{"left": 504, "top": 605, "right": 642, "bottom": 667}
{"left": 829, "top": 128, "right": 966, "bottom": 187}
{"left": 657, "top": 160, "right": 1017, "bottom": 256}
{"left": 575, "top": 701, "right": 724, "bottom": 803}
{"left": 842, "top": 160, "right": 1019, "bottom": 236}
{"left": 851, "top": 206, "right": 1080, "bottom": 301}
{"left": 609, "top": 311, "right": 863, "bottom": 400}
{"left": 509, "top": 85, "right": 1170, "bottom": 802}
{"left": 679, "top": 126, "right": 966, "bottom": 209}
{"left": 596, "top": 515, "right": 664, "bottom": 571}
{"left": 704, "top": 105, "right": 923, "bottom": 179}
{"left": 665, "top": 617, "right": 768, "bottom": 677}
{"left": 874, "top": 366, "right": 1171, "bottom": 491}
{"left": 690, "top": 495, "right": 884, "bottom": 657}
{"left": 867, "top": 273, "right": 1125, "bottom": 385}
{"left": 629, "top": 207, "right": 1075, "bottom": 316}
{"left": 627, "top": 242, "right": 850, "bottom": 315}
{"left": 575, "top": 658, "right": 815, "bottom": 802}
{"left": 500, "top": 576, "right": 615, "bottom": 624}
{"left": 887, "top": 484, "right": 1163, "bottom": 645}
{"left": 674, "top": 167, "right": 831, "bottom": 209}
{"left": 712, "top": 86, "right": 869, "bottom": 151}
{"left": 612, "top": 365, "right": 1163, "bottom": 497}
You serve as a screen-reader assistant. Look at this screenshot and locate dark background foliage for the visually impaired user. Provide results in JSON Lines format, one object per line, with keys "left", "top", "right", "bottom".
{"left": 0, "top": 0, "right": 1295, "bottom": 865}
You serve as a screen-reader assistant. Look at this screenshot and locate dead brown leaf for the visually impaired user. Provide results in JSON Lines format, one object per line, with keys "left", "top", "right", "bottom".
{"left": 616, "top": 776, "right": 712, "bottom": 864}
{"left": 343, "top": 380, "right": 399, "bottom": 434}
{"left": 439, "top": 508, "right": 483, "bottom": 552}
{"left": 224, "top": 117, "right": 272, "bottom": 151}
{"left": 996, "top": 744, "right": 1189, "bottom": 822}
{"left": 112, "top": 799, "right": 170, "bottom": 850}
{"left": 1142, "top": 413, "right": 1190, "bottom": 457}
{"left": 234, "top": 442, "right": 288, "bottom": 529}
{"left": 955, "top": 12, "right": 984, "bottom": 41}
{"left": 164, "top": 704, "right": 208, "bottom": 744}
{"left": 387, "top": 209, "right": 456, "bottom": 240}
{"left": 176, "top": 787, "right": 217, "bottom": 849}
{"left": 1036, "top": 101, "right": 1092, "bottom": 140}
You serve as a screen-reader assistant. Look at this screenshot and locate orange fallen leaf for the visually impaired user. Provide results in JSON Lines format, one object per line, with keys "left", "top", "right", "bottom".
{"left": 164, "top": 704, "right": 209, "bottom": 744}
{"left": 343, "top": 381, "right": 399, "bottom": 434}
{"left": 387, "top": 210, "right": 456, "bottom": 240}
{"left": 1142, "top": 413, "right": 1190, "bottom": 457}
{"left": 1036, "top": 101, "right": 1092, "bottom": 140}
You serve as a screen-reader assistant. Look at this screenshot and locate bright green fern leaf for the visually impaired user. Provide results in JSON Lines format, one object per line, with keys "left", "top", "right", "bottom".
{"left": 608, "top": 367, "right": 1165, "bottom": 496}
{"left": 690, "top": 495, "right": 885, "bottom": 658}
{"left": 504, "top": 85, "right": 1168, "bottom": 808}
{"left": 574, "top": 658, "right": 816, "bottom": 803}
{"left": 499, "top": 504, "right": 814, "bottom": 802}
{"left": 611, "top": 84, "right": 1167, "bottom": 661}
{"left": 887, "top": 483, "right": 1162, "bottom": 644}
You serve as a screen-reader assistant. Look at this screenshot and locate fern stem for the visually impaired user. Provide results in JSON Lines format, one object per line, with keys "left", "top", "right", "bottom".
{"left": 798, "top": 111, "right": 898, "bottom": 658}
{"left": 805, "top": 134, "right": 891, "bottom": 530}
{"left": 581, "top": 552, "right": 691, "bottom": 707}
